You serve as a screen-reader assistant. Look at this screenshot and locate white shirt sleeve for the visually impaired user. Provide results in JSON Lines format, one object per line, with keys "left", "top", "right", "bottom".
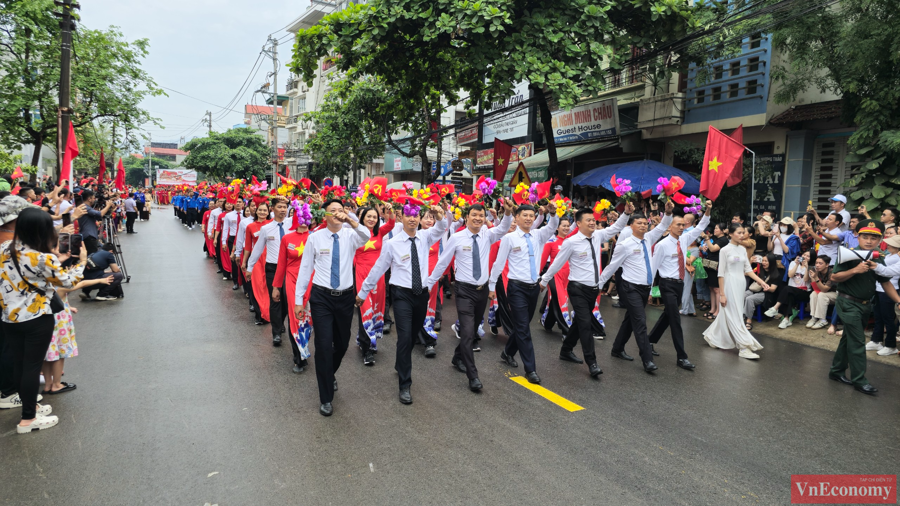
{"left": 594, "top": 211, "right": 630, "bottom": 243}
{"left": 357, "top": 243, "right": 394, "bottom": 300}
{"left": 541, "top": 238, "right": 575, "bottom": 285}
{"left": 427, "top": 234, "right": 458, "bottom": 288}
{"left": 489, "top": 236, "right": 512, "bottom": 291}
{"left": 489, "top": 213, "right": 513, "bottom": 243}
{"left": 247, "top": 229, "right": 266, "bottom": 274}
{"left": 294, "top": 238, "right": 316, "bottom": 303}
{"left": 645, "top": 213, "right": 673, "bottom": 244}
{"left": 598, "top": 238, "right": 629, "bottom": 287}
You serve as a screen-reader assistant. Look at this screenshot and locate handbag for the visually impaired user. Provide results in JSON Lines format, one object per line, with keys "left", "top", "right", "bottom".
{"left": 748, "top": 282, "right": 763, "bottom": 293}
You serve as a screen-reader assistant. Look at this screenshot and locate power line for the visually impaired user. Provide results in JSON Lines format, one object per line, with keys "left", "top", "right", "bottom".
{"left": 213, "top": 51, "right": 267, "bottom": 122}
{"left": 158, "top": 86, "right": 244, "bottom": 114}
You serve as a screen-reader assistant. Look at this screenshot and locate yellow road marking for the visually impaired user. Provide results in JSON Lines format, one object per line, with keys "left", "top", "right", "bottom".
{"left": 509, "top": 376, "right": 584, "bottom": 412}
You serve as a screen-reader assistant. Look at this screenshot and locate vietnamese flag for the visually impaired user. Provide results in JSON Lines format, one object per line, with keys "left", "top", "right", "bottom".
{"left": 10, "top": 166, "right": 24, "bottom": 180}
{"left": 700, "top": 126, "right": 744, "bottom": 200}
{"left": 59, "top": 120, "right": 78, "bottom": 184}
{"left": 726, "top": 125, "right": 744, "bottom": 187}
{"left": 493, "top": 137, "right": 514, "bottom": 183}
{"left": 114, "top": 157, "right": 126, "bottom": 191}
{"left": 98, "top": 149, "right": 106, "bottom": 183}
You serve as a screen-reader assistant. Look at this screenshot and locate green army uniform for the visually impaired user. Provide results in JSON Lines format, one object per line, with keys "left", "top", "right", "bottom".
{"left": 830, "top": 238, "right": 889, "bottom": 387}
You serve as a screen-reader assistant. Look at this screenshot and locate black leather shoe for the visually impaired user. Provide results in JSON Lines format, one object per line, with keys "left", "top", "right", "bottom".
{"left": 292, "top": 364, "right": 305, "bottom": 374}
{"left": 500, "top": 351, "right": 518, "bottom": 368}
{"left": 594, "top": 326, "right": 607, "bottom": 337}
{"left": 216, "top": 269, "right": 223, "bottom": 274}
{"left": 611, "top": 302, "right": 623, "bottom": 308}
{"left": 643, "top": 361, "right": 658, "bottom": 373}
{"left": 469, "top": 378, "right": 483, "bottom": 392}
{"left": 249, "top": 305, "right": 256, "bottom": 313}
{"left": 383, "top": 322, "right": 392, "bottom": 334}
{"left": 525, "top": 371, "right": 541, "bottom": 384}
{"left": 424, "top": 345, "right": 436, "bottom": 358}
{"left": 433, "top": 321, "right": 441, "bottom": 331}
{"left": 320, "top": 402, "right": 333, "bottom": 416}
{"left": 232, "top": 284, "right": 239, "bottom": 290}
{"left": 399, "top": 388, "right": 412, "bottom": 404}
{"left": 272, "top": 334, "right": 282, "bottom": 346}
{"left": 363, "top": 350, "right": 375, "bottom": 366}
{"left": 333, "top": 380, "right": 338, "bottom": 392}
{"left": 828, "top": 373, "right": 852, "bottom": 385}
{"left": 651, "top": 345, "right": 659, "bottom": 357}
{"left": 588, "top": 363, "right": 603, "bottom": 377}
{"left": 611, "top": 350, "right": 634, "bottom": 361}
{"left": 255, "top": 320, "right": 266, "bottom": 326}
{"left": 855, "top": 383, "right": 878, "bottom": 395}
{"left": 451, "top": 357, "right": 467, "bottom": 373}
{"left": 559, "top": 350, "right": 584, "bottom": 364}
{"left": 676, "top": 359, "right": 696, "bottom": 370}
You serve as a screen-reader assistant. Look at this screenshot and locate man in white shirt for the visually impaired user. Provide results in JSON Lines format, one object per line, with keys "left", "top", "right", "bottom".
{"left": 248, "top": 199, "right": 293, "bottom": 347}
{"left": 124, "top": 193, "right": 138, "bottom": 234}
{"left": 598, "top": 201, "right": 674, "bottom": 372}
{"left": 489, "top": 202, "right": 560, "bottom": 385}
{"left": 222, "top": 198, "right": 244, "bottom": 289}
{"left": 810, "top": 194, "right": 852, "bottom": 232}
{"left": 427, "top": 200, "right": 513, "bottom": 392}
{"left": 295, "top": 199, "right": 370, "bottom": 416}
{"left": 540, "top": 203, "right": 633, "bottom": 378}
{"left": 356, "top": 200, "right": 447, "bottom": 405}
{"left": 647, "top": 204, "right": 711, "bottom": 370}
{"left": 813, "top": 213, "right": 842, "bottom": 265}
{"left": 207, "top": 198, "right": 225, "bottom": 272}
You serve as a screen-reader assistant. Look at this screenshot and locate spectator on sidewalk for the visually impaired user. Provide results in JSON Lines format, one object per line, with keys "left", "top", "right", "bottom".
{"left": 124, "top": 193, "right": 138, "bottom": 234}
{"left": 79, "top": 243, "right": 124, "bottom": 301}
{"left": 76, "top": 190, "right": 115, "bottom": 254}
{"left": 806, "top": 255, "right": 836, "bottom": 329}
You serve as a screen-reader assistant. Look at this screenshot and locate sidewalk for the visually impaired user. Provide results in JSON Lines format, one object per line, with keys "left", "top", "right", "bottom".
{"left": 750, "top": 314, "right": 900, "bottom": 368}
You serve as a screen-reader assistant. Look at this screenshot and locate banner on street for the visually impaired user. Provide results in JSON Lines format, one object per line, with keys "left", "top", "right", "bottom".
{"left": 156, "top": 169, "right": 198, "bottom": 186}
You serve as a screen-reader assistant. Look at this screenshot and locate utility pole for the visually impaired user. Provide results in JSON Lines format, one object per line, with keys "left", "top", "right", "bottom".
{"left": 271, "top": 36, "right": 280, "bottom": 188}
{"left": 147, "top": 132, "right": 153, "bottom": 187}
{"left": 201, "top": 110, "right": 213, "bottom": 136}
{"left": 53, "top": 0, "right": 79, "bottom": 181}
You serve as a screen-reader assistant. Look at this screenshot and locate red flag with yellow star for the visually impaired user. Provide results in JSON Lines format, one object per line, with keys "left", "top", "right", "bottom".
{"left": 493, "top": 138, "right": 513, "bottom": 183}
{"left": 700, "top": 126, "right": 744, "bottom": 201}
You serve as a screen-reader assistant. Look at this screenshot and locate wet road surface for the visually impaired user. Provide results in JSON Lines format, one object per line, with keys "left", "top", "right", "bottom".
{"left": 2, "top": 212, "right": 898, "bottom": 505}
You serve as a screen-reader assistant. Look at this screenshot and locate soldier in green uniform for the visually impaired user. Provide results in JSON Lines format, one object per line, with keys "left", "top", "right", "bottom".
{"left": 829, "top": 220, "right": 900, "bottom": 395}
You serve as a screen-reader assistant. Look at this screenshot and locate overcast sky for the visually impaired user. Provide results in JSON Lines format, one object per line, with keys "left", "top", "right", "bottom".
{"left": 80, "top": 0, "right": 304, "bottom": 145}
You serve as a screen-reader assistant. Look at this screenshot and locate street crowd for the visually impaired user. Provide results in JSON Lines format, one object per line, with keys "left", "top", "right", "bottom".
{"left": 166, "top": 175, "right": 898, "bottom": 417}
{"left": 0, "top": 174, "right": 146, "bottom": 434}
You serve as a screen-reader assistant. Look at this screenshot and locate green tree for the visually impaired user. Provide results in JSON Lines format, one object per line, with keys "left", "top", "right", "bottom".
{"left": 290, "top": 0, "right": 709, "bottom": 180}
{"left": 181, "top": 128, "right": 268, "bottom": 182}
{"left": 771, "top": 0, "right": 900, "bottom": 211}
{"left": 0, "top": 0, "right": 162, "bottom": 169}
{"left": 122, "top": 155, "right": 173, "bottom": 187}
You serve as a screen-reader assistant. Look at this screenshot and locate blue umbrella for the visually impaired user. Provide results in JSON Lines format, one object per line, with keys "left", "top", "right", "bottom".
{"left": 572, "top": 159, "right": 701, "bottom": 195}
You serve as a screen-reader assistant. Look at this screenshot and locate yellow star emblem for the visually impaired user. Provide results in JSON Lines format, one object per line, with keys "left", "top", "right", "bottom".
{"left": 294, "top": 242, "right": 305, "bottom": 257}
{"left": 363, "top": 239, "right": 377, "bottom": 251}
{"left": 497, "top": 157, "right": 505, "bottom": 166}
{"left": 708, "top": 157, "right": 722, "bottom": 172}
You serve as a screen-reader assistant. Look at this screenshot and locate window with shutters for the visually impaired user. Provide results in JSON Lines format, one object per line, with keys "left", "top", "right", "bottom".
{"left": 811, "top": 137, "right": 863, "bottom": 215}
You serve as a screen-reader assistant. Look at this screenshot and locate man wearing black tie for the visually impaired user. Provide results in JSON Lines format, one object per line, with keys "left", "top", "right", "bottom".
{"left": 295, "top": 200, "right": 371, "bottom": 416}
{"left": 597, "top": 200, "right": 674, "bottom": 373}
{"left": 248, "top": 198, "right": 292, "bottom": 347}
{"left": 357, "top": 199, "right": 448, "bottom": 405}
{"left": 489, "top": 202, "right": 559, "bottom": 384}
{"left": 540, "top": 203, "right": 633, "bottom": 378}
{"left": 648, "top": 203, "right": 712, "bottom": 370}
{"left": 427, "top": 200, "right": 514, "bottom": 391}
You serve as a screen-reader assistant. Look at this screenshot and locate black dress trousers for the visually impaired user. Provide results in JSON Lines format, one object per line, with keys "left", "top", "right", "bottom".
{"left": 392, "top": 285, "right": 429, "bottom": 389}
{"left": 611, "top": 278, "right": 654, "bottom": 364}
{"left": 504, "top": 280, "right": 541, "bottom": 373}
{"left": 648, "top": 278, "right": 688, "bottom": 360}
{"left": 310, "top": 287, "right": 355, "bottom": 404}
{"left": 562, "top": 281, "right": 600, "bottom": 364}
{"left": 454, "top": 282, "right": 489, "bottom": 380}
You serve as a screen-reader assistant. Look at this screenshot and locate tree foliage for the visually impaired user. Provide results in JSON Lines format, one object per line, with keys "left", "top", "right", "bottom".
{"left": 290, "top": 0, "right": 709, "bottom": 179}
{"left": 181, "top": 128, "right": 269, "bottom": 182}
{"left": 771, "top": 0, "right": 900, "bottom": 211}
{"left": 123, "top": 155, "right": 173, "bottom": 187}
{"left": 303, "top": 78, "right": 394, "bottom": 180}
{"left": 0, "top": 0, "right": 162, "bottom": 168}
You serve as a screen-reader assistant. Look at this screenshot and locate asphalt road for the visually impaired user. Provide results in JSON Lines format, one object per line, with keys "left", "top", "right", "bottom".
{"left": 2, "top": 211, "right": 899, "bottom": 506}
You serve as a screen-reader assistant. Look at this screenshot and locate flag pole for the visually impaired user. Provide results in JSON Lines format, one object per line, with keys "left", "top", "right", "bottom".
{"left": 745, "top": 146, "right": 756, "bottom": 222}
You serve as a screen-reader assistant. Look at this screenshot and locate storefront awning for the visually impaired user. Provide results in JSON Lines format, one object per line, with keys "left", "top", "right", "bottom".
{"left": 519, "top": 140, "right": 619, "bottom": 170}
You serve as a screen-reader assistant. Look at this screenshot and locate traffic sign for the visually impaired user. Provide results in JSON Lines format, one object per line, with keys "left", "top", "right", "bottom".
{"left": 507, "top": 163, "right": 531, "bottom": 188}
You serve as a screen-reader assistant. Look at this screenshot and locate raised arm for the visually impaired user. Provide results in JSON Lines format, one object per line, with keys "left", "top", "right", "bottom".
{"left": 594, "top": 209, "right": 630, "bottom": 243}
{"left": 645, "top": 212, "right": 673, "bottom": 244}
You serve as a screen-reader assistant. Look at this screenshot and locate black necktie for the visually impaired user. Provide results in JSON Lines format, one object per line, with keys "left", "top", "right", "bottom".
{"left": 588, "top": 237, "right": 599, "bottom": 284}
{"left": 409, "top": 237, "right": 422, "bottom": 294}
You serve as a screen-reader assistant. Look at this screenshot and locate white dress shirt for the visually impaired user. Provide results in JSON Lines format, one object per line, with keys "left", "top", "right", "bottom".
{"left": 295, "top": 225, "right": 371, "bottom": 301}
{"left": 221, "top": 210, "right": 240, "bottom": 244}
{"left": 541, "top": 211, "right": 631, "bottom": 287}
{"left": 598, "top": 213, "right": 673, "bottom": 287}
{"left": 817, "top": 226, "right": 841, "bottom": 261}
{"left": 357, "top": 219, "right": 449, "bottom": 299}
{"left": 652, "top": 213, "right": 709, "bottom": 280}
{"left": 489, "top": 214, "right": 560, "bottom": 290}
{"left": 247, "top": 219, "right": 292, "bottom": 273}
{"left": 427, "top": 213, "right": 512, "bottom": 288}
{"left": 234, "top": 215, "right": 254, "bottom": 255}
{"left": 207, "top": 208, "right": 222, "bottom": 237}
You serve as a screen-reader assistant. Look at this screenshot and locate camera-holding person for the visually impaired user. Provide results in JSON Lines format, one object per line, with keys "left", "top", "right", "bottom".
{"left": 79, "top": 243, "right": 124, "bottom": 301}
{"left": 75, "top": 189, "right": 115, "bottom": 255}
